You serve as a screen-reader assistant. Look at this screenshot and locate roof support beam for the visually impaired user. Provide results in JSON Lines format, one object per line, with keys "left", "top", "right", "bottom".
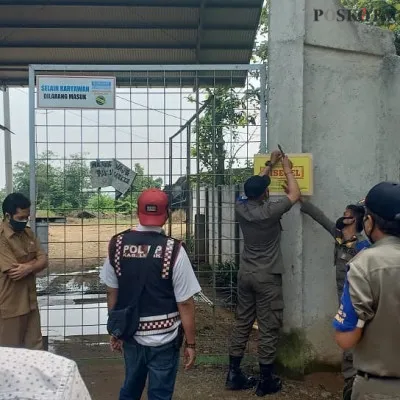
{"left": 0, "top": 1, "right": 262, "bottom": 8}
{"left": 0, "top": 44, "right": 251, "bottom": 50}
{"left": 0, "top": 23, "right": 256, "bottom": 30}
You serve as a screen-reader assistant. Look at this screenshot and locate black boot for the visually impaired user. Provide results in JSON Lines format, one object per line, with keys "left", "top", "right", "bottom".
{"left": 225, "top": 356, "right": 258, "bottom": 391}
{"left": 342, "top": 376, "right": 354, "bottom": 400}
{"left": 255, "top": 363, "right": 282, "bottom": 396}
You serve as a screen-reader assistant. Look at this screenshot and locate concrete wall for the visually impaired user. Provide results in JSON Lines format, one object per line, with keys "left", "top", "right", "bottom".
{"left": 268, "top": 0, "right": 400, "bottom": 363}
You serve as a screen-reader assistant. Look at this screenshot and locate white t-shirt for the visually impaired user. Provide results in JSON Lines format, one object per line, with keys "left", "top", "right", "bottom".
{"left": 100, "top": 224, "right": 201, "bottom": 346}
{"left": 0, "top": 347, "right": 92, "bottom": 400}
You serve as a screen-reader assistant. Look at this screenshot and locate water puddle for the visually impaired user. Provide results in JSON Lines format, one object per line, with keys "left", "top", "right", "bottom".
{"left": 38, "top": 270, "right": 212, "bottom": 342}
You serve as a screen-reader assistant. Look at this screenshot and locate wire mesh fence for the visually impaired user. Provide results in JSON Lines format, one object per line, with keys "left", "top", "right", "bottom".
{"left": 29, "top": 65, "right": 265, "bottom": 360}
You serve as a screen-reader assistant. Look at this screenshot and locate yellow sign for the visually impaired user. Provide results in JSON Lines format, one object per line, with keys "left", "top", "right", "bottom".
{"left": 253, "top": 153, "right": 313, "bottom": 196}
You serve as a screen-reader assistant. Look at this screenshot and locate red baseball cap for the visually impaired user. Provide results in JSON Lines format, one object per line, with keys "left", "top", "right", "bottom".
{"left": 137, "top": 188, "right": 169, "bottom": 226}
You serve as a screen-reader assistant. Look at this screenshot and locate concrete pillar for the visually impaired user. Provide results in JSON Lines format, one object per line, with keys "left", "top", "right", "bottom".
{"left": 268, "top": 0, "right": 306, "bottom": 333}
{"left": 268, "top": 0, "right": 400, "bottom": 366}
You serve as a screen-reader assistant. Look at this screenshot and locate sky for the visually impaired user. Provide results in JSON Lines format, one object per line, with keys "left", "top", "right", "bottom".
{"left": 0, "top": 79, "right": 261, "bottom": 193}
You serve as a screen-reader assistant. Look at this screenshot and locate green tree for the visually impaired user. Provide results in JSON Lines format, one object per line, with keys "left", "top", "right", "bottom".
{"left": 13, "top": 151, "right": 64, "bottom": 210}
{"left": 87, "top": 193, "right": 115, "bottom": 213}
{"left": 189, "top": 2, "right": 267, "bottom": 188}
{"left": 13, "top": 155, "right": 161, "bottom": 216}
{"left": 190, "top": 88, "right": 258, "bottom": 187}
{"left": 13, "top": 151, "right": 91, "bottom": 214}
{"left": 62, "top": 154, "right": 91, "bottom": 212}
{"left": 253, "top": 1, "right": 269, "bottom": 63}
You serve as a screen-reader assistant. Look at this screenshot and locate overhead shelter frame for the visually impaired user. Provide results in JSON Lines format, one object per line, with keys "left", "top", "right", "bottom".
{"left": 0, "top": 0, "right": 264, "bottom": 86}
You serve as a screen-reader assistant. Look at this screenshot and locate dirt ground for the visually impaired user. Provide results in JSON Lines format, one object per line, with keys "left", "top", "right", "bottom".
{"left": 79, "top": 361, "right": 343, "bottom": 400}
{"left": 53, "top": 304, "right": 342, "bottom": 400}
{"left": 42, "top": 215, "right": 187, "bottom": 274}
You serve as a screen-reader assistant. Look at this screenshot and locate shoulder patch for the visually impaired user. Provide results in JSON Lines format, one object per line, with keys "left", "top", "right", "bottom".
{"left": 355, "top": 240, "right": 370, "bottom": 253}
{"left": 110, "top": 228, "right": 131, "bottom": 241}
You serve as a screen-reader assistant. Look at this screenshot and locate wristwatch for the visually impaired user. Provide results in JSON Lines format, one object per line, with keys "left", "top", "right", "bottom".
{"left": 265, "top": 161, "right": 273, "bottom": 167}
{"left": 184, "top": 341, "right": 196, "bottom": 349}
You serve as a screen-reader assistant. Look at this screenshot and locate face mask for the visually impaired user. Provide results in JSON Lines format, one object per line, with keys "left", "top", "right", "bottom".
{"left": 336, "top": 217, "right": 354, "bottom": 231}
{"left": 362, "top": 217, "right": 375, "bottom": 244}
{"left": 9, "top": 218, "right": 28, "bottom": 233}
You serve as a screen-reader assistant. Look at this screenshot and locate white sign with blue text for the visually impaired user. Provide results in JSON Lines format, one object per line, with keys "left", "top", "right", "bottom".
{"left": 37, "top": 75, "right": 116, "bottom": 109}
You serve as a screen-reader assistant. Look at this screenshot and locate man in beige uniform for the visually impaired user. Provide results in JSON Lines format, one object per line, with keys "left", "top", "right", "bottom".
{"left": 333, "top": 182, "right": 400, "bottom": 400}
{"left": 226, "top": 151, "right": 301, "bottom": 397}
{"left": 300, "top": 199, "right": 369, "bottom": 400}
{"left": 0, "top": 193, "right": 48, "bottom": 349}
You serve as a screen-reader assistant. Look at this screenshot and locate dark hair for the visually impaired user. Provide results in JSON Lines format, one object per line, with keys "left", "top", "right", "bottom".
{"left": 2, "top": 193, "right": 31, "bottom": 217}
{"left": 346, "top": 204, "right": 365, "bottom": 233}
{"left": 367, "top": 209, "right": 400, "bottom": 238}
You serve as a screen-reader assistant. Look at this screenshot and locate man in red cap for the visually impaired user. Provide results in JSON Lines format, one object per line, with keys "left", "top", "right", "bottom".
{"left": 100, "top": 188, "right": 201, "bottom": 400}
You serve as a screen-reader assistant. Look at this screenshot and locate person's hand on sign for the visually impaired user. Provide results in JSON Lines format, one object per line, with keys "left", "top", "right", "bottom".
{"left": 281, "top": 181, "right": 289, "bottom": 194}
{"left": 281, "top": 155, "right": 293, "bottom": 174}
{"left": 282, "top": 181, "right": 304, "bottom": 201}
{"left": 270, "top": 150, "right": 282, "bottom": 167}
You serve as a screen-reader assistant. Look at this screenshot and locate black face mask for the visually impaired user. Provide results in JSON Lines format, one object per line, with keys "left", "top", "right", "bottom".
{"left": 363, "top": 218, "right": 375, "bottom": 244}
{"left": 9, "top": 218, "right": 28, "bottom": 233}
{"left": 335, "top": 217, "right": 354, "bottom": 231}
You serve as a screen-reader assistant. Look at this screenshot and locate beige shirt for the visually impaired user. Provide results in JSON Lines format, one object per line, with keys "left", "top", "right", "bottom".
{"left": 235, "top": 197, "right": 292, "bottom": 274}
{"left": 0, "top": 222, "right": 45, "bottom": 318}
{"left": 348, "top": 236, "right": 400, "bottom": 377}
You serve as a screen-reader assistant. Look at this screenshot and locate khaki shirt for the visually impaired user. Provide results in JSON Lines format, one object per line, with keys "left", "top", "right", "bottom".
{"left": 235, "top": 197, "right": 292, "bottom": 274}
{"left": 348, "top": 236, "right": 400, "bottom": 377}
{"left": 0, "top": 222, "right": 45, "bottom": 319}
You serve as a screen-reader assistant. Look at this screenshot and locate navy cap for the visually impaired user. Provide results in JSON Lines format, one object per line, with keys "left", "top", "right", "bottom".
{"left": 365, "top": 182, "right": 400, "bottom": 221}
{"left": 244, "top": 175, "right": 271, "bottom": 199}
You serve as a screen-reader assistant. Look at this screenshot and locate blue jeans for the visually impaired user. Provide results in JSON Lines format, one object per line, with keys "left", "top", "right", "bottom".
{"left": 119, "top": 339, "right": 180, "bottom": 400}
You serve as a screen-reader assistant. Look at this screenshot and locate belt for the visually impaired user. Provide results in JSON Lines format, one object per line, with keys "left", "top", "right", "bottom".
{"left": 357, "top": 370, "right": 400, "bottom": 381}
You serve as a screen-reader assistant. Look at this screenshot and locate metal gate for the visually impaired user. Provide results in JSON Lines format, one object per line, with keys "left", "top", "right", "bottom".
{"left": 28, "top": 64, "right": 266, "bottom": 360}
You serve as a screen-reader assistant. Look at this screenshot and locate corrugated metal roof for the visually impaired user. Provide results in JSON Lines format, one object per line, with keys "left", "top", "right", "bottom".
{"left": 0, "top": 0, "right": 263, "bottom": 87}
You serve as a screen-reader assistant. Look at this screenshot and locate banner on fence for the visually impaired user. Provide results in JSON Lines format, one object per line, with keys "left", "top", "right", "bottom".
{"left": 37, "top": 75, "right": 116, "bottom": 109}
{"left": 253, "top": 153, "right": 313, "bottom": 196}
{"left": 90, "top": 159, "right": 136, "bottom": 196}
